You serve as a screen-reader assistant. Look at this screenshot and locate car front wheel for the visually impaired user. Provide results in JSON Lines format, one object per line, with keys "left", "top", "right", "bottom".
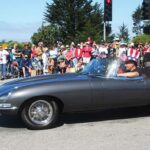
{"left": 21, "top": 99, "right": 59, "bottom": 130}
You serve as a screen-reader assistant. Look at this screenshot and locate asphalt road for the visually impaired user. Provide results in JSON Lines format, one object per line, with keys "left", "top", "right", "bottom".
{"left": 0, "top": 79, "right": 150, "bottom": 150}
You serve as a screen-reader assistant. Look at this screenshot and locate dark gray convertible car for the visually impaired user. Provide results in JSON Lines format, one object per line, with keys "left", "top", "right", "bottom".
{"left": 0, "top": 59, "right": 149, "bottom": 129}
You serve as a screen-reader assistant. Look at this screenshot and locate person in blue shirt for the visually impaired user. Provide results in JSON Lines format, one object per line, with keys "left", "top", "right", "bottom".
{"left": 22, "top": 55, "right": 32, "bottom": 77}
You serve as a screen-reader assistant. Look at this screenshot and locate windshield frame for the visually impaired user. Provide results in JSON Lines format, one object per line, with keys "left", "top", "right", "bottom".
{"left": 80, "top": 58, "right": 144, "bottom": 80}
{"left": 81, "top": 58, "right": 108, "bottom": 76}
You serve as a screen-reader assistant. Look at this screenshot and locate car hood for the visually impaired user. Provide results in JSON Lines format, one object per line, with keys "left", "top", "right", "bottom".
{"left": 1, "top": 73, "right": 89, "bottom": 88}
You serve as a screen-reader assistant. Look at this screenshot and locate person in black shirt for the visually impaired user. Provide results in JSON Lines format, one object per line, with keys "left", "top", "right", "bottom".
{"left": 22, "top": 44, "right": 32, "bottom": 58}
{"left": 117, "top": 60, "right": 141, "bottom": 78}
{"left": 108, "top": 44, "right": 116, "bottom": 60}
{"left": 22, "top": 55, "right": 32, "bottom": 77}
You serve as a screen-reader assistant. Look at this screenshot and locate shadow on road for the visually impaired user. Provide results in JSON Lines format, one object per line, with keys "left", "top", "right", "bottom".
{"left": 59, "top": 106, "right": 150, "bottom": 125}
{"left": 0, "top": 106, "right": 150, "bottom": 129}
{"left": 0, "top": 115, "right": 25, "bottom": 129}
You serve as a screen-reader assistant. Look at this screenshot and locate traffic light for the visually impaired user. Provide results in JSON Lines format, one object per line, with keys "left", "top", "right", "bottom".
{"left": 142, "top": 0, "right": 150, "bottom": 20}
{"left": 104, "top": 0, "right": 112, "bottom": 21}
{"left": 106, "top": 24, "right": 111, "bottom": 35}
{"left": 143, "top": 25, "right": 150, "bottom": 34}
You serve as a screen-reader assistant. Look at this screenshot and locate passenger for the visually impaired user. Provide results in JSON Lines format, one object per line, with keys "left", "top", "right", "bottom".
{"left": 117, "top": 60, "right": 141, "bottom": 78}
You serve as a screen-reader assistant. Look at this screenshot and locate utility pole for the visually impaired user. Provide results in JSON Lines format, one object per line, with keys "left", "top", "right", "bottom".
{"left": 103, "top": 21, "right": 106, "bottom": 42}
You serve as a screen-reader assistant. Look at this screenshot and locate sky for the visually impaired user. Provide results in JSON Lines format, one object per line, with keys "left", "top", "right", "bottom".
{"left": 0, "top": 0, "right": 143, "bottom": 42}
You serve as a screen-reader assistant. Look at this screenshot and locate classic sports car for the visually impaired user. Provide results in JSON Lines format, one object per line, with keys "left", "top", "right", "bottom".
{"left": 0, "top": 59, "right": 149, "bottom": 130}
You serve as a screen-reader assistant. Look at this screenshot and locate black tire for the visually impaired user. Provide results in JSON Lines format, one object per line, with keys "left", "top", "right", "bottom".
{"left": 21, "top": 99, "right": 59, "bottom": 130}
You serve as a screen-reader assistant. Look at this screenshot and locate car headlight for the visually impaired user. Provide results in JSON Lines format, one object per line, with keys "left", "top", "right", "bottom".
{"left": 0, "top": 86, "right": 18, "bottom": 109}
{"left": 0, "top": 86, "right": 14, "bottom": 102}
{"left": 0, "top": 90, "right": 14, "bottom": 108}
{"left": 0, "top": 93, "right": 10, "bottom": 101}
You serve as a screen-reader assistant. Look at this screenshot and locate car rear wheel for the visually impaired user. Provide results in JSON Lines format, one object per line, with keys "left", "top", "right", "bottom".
{"left": 21, "top": 99, "right": 59, "bottom": 130}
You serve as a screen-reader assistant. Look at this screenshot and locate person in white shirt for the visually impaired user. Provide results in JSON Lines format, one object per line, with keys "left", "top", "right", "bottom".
{"left": 0, "top": 46, "right": 9, "bottom": 80}
{"left": 118, "top": 43, "right": 127, "bottom": 58}
{"left": 42, "top": 47, "right": 49, "bottom": 75}
{"left": 49, "top": 45, "right": 58, "bottom": 60}
{"left": 98, "top": 44, "right": 108, "bottom": 58}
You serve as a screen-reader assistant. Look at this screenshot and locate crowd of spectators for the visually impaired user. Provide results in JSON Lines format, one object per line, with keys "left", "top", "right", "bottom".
{"left": 0, "top": 37, "right": 150, "bottom": 80}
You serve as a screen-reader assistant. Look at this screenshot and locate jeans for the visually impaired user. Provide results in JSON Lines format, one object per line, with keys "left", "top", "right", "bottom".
{"left": 0, "top": 64, "right": 7, "bottom": 79}
{"left": 7, "top": 61, "right": 12, "bottom": 75}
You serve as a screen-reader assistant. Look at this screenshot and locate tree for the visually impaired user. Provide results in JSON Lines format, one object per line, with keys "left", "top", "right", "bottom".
{"left": 44, "top": 0, "right": 103, "bottom": 44}
{"left": 132, "top": 6, "right": 142, "bottom": 36}
{"left": 106, "top": 33, "right": 116, "bottom": 43}
{"left": 117, "top": 23, "right": 129, "bottom": 42}
{"left": 132, "top": 34, "right": 150, "bottom": 44}
{"left": 31, "top": 24, "right": 60, "bottom": 47}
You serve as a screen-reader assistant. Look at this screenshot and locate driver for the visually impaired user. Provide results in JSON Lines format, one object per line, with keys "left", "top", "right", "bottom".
{"left": 117, "top": 60, "right": 141, "bottom": 78}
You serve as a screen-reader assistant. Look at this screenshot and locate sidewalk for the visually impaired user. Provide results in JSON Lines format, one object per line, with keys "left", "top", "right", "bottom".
{"left": 0, "top": 79, "right": 15, "bottom": 85}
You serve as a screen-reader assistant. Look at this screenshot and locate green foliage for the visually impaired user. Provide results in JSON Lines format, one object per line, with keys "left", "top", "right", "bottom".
{"left": 31, "top": 24, "right": 60, "bottom": 46}
{"left": 106, "top": 33, "right": 116, "bottom": 43}
{"left": 0, "top": 40, "right": 30, "bottom": 49}
{"left": 132, "top": 6, "right": 142, "bottom": 35}
{"left": 117, "top": 23, "right": 130, "bottom": 42}
{"left": 43, "top": 0, "right": 103, "bottom": 44}
{"left": 132, "top": 34, "right": 150, "bottom": 44}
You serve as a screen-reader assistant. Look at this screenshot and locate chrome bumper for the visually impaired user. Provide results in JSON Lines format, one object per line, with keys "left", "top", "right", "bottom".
{"left": 0, "top": 105, "right": 18, "bottom": 115}
{"left": 0, "top": 106, "right": 18, "bottom": 110}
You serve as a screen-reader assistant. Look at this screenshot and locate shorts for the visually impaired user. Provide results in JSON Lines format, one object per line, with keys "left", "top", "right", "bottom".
{"left": 83, "top": 57, "right": 91, "bottom": 64}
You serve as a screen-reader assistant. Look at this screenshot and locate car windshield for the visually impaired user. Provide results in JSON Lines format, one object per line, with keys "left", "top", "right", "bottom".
{"left": 81, "top": 58, "right": 120, "bottom": 77}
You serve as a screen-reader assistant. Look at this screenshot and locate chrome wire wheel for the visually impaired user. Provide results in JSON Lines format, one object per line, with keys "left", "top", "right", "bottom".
{"left": 28, "top": 100, "right": 53, "bottom": 126}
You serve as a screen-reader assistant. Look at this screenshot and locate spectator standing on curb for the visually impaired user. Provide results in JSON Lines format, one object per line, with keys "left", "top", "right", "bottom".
{"left": 118, "top": 41, "right": 127, "bottom": 60}
{"left": 114, "top": 38, "right": 120, "bottom": 58}
{"left": 35, "top": 42, "right": 44, "bottom": 75}
{"left": 48, "top": 56, "right": 55, "bottom": 74}
{"left": 91, "top": 43, "right": 99, "bottom": 59}
{"left": 74, "top": 44, "right": 83, "bottom": 66}
{"left": 83, "top": 42, "right": 92, "bottom": 64}
{"left": 31, "top": 44, "right": 37, "bottom": 58}
{"left": 49, "top": 45, "right": 58, "bottom": 61}
{"left": 87, "top": 37, "right": 93, "bottom": 47}
{"left": 42, "top": 47, "right": 49, "bottom": 75}
{"left": 70, "top": 42, "right": 76, "bottom": 52}
{"left": 12, "top": 44, "right": 21, "bottom": 67}
{"left": 22, "top": 43, "right": 32, "bottom": 58}
{"left": 6, "top": 48, "right": 14, "bottom": 77}
{"left": 65, "top": 45, "right": 73, "bottom": 66}
{"left": 0, "top": 45, "right": 9, "bottom": 80}
{"left": 22, "top": 55, "right": 32, "bottom": 77}
{"left": 98, "top": 44, "right": 108, "bottom": 58}
{"left": 57, "top": 50, "right": 66, "bottom": 74}
{"left": 107, "top": 43, "right": 116, "bottom": 60}
{"left": 12, "top": 44, "right": 19, "bottom": 60}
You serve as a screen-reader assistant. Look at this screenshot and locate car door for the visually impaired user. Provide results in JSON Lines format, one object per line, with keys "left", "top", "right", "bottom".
{"left": 90, "top": 76, "right": 148, "bottom": 109}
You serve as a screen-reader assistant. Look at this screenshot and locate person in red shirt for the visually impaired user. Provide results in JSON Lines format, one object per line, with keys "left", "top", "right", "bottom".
{"left": 74, "top": 44, "right": 83, "bottom": 59}
{"left": 65, "top": 45, "right": 73, "bottom": 67}
{"left": 71, "top": 44, "right": 83, "bottom": 67}
{"left": 143, "top": 44, "right": 150, "bottom": 55}
{"left": 31, "top": 44, "right": 37, "bottom": 58}
{"left": 87, "top": 37, "right": 93, "bottom": 47}
{"left": 82, "top": 42, "right": 92, "bottom": 64}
